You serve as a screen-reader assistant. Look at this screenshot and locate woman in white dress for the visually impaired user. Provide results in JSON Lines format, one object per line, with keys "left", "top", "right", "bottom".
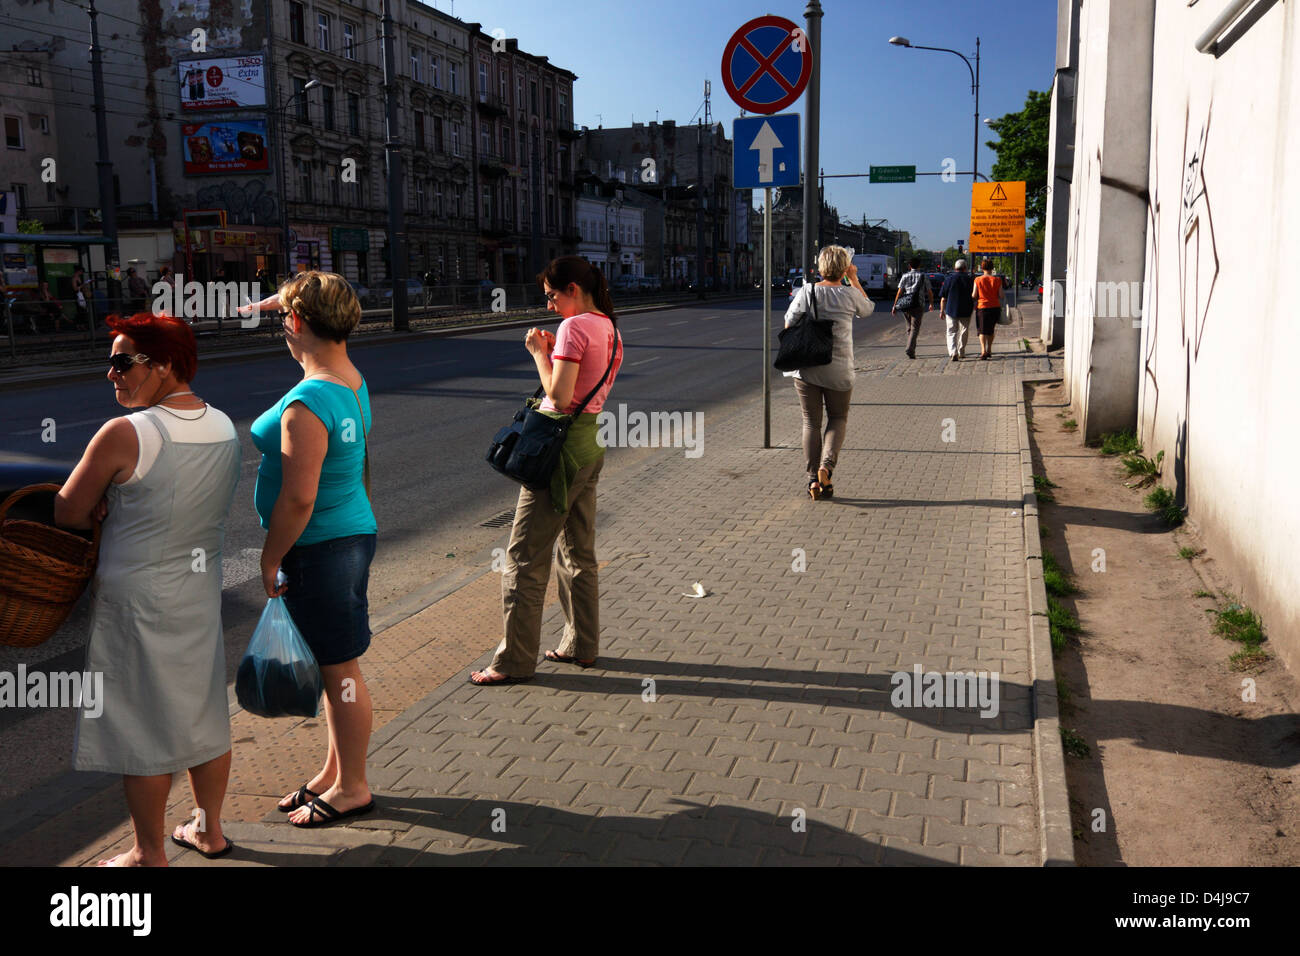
{"left": 56, "top": 310, "right": 241, "bottom": 866}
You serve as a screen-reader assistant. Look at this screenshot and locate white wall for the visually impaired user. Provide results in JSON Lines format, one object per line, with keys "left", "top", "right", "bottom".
{"left": 1135, "top": 0, "right": 1300, "bottom": 671}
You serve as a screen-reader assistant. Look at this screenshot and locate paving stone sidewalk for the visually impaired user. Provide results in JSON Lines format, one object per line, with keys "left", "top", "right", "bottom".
{"left": 184, "top": 319, "right": 1066, "bottom": 867}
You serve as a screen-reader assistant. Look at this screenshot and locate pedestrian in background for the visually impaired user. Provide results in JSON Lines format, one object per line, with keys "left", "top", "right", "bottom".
{"left": 244, "top": 271, "right": 378, "bottom": 828}
{"left": 891, "top": 258, "right": 932, "bottom": 359}
{"left": 471, "top": 256, "right": 623, "bottom": 684}
{"left": 938, "top": 259, "right": 975, "bottom": 361}
{"left": 72, "top": 265, "right": 91, "bottom": 329}
{"left": 784, "top": 244, "right": 872, "bottom": 500}
{"left": 125, "top": 267, "right": 149, "bottom": 314}
{"left": 974, "top": 259, "right": 1002, "bottom": 360}
{"left": 55, "top": 310, "right": 241, "bottom": 865}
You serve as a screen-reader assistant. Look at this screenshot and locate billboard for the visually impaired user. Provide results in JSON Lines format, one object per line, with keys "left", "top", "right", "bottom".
{"left": 181, "top": 119, "right": 270, "bottom": 175}
{"left": 179, "top": 55, "right": 267, "bottom": 110}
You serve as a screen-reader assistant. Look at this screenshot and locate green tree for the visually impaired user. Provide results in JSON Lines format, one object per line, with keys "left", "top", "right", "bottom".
{"left": 17, "top": 218, "right": 42, "bottom": 256}
{"left": 985, "top": 89, "right": 1050, "bottom": 222}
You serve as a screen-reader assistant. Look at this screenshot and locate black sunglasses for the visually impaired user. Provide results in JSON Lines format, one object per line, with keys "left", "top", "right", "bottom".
{"left": 109, "top": 352, "right": 149, "bottom": 374}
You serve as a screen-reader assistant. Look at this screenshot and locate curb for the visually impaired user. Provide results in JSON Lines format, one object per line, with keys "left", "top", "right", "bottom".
{"left": 1015, "top": 372, "right": 1075, "bottom": 866}
{"left": 0, "top": 294, "right": 761, "bottom": 392}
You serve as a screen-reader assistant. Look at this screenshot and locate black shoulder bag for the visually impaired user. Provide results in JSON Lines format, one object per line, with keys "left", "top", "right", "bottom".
{"left": 486, "top": 325, "right": 620, "bottom": 491}
{"left": 773, "top": 284, "right": 833, "bottom": 371}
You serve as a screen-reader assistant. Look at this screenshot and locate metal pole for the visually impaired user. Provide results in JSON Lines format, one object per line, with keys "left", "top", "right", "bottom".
{"left": 763, "top": 186, "right": 772, "bottom": 448}
{"left": 696, "top": 121, "right": 705, "bottom": 298}
{"left": 380, "top": 0, "right": 408, "bottom": 331}
{"left": 88, "top": 0, "right": 119, "bottom": 316}
{"left": 973, "top": 37, "right": 980, "bottom": 187}
{"left": 802, "top": 0, "right": 823, "bottom": 280}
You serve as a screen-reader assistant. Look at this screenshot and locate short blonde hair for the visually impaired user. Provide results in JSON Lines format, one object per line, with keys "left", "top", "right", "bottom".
{"left": 279, "top": 270, "right": 361, "bottom": 342}
{"left": 817, "top": 245, "right": 851, "bottom": 281}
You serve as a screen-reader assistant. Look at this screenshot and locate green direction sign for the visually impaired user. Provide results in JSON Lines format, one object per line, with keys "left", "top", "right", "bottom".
{"left": 870, "top": 165, "right": 916, "bottom": 184}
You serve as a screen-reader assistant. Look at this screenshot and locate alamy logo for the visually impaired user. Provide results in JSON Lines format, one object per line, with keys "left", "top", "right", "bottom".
{"left": 596, "top": 403, "right": 704, "bottom": 458}
{"left": 890, "top": 664, "right": 1000, "bottom": 718}
{"left": 151, "top": 273, "right": 264, "bottom": 326}
{"left": 49, "top": 886, "right": 151, "bottom": 936}
{"left": 0, "top": 665, "right": 103, "bottom": 718}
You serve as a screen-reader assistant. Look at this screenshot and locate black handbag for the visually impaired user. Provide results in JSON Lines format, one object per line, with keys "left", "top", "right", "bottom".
{"left": 895, "top": 271, "right": 922, "bottom": 311}
{"left": 774, "top": 284, "right": 833, "bottom": 371}
{"left": 486, "top": 325, "right": 620, "bottom": 491}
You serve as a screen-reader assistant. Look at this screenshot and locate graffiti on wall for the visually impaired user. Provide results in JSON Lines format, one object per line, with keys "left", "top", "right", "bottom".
{"left": 174, "top": 178, "right": 278, "bottom": 226}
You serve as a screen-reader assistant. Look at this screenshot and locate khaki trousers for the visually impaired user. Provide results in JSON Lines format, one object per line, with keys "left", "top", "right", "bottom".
{"left": 490, "top": 456, "right": 603, "bottom": 677}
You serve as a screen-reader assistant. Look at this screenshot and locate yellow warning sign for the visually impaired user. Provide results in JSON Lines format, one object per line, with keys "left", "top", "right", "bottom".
{"left": 969, "top": 180, "right": 1026, "bottom": 253}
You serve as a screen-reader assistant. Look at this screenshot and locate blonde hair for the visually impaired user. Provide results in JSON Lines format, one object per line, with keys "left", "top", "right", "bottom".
{"left": 817, "top": 245, "right": 851, "bottom": 282}
{"left": 279, "top": 270, "right": 361, "bottom": 342}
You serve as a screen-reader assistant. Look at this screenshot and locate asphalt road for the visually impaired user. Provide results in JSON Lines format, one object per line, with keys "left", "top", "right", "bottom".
{"left": 0, "top": 291, "right": 905, "bottom": 800}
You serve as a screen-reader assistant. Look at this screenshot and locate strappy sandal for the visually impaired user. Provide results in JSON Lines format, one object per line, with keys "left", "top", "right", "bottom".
{"left": 278, "top": 784, "right": 318, "bottom": 813}
{"left": 818, "top": 467, "right": 834, "bottom": 499}
{"left": 291, "top": 796, "right": 376, "bottom": 829}
{"left": 808, "top": 477, "right": 822, "bottom": 500}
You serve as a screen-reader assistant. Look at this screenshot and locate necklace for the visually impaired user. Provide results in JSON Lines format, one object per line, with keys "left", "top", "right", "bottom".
{"left": 306, "top": 370, "right": 356, "bottom": 389}
{"left": 149, "top": 389, "right": 208, "bottom": 420}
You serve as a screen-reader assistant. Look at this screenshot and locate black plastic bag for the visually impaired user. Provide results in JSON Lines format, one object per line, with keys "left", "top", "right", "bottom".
{"left": 235, "top": 596, "right": 323, "bottom": 718}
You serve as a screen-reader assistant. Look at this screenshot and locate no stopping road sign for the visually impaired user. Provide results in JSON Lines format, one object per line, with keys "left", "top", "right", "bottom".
{"left": 721, "top": 15, "right": 813, "bottom": 115}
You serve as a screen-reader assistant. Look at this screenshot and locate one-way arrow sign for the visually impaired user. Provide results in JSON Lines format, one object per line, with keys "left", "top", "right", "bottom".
{"left": 733, "top": 113, "right": 800, "bottom": 189}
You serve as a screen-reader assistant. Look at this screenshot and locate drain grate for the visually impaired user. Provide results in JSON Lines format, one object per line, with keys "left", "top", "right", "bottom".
{"left": 480, "top": 508, "right": 516, "bottom": 528}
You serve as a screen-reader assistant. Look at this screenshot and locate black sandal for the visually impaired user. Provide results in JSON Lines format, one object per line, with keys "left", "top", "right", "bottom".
{"left": 278, "top": 784, "right": 318, "bottom": 813}
{"left": 818, "top": 467, "right": 834, "bottom": 499}
{"left": 808, "top": 477, "right": 822, "bottom": 500}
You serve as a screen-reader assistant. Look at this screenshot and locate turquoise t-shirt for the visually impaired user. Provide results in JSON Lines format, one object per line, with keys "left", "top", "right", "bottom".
{"left": 251, "top": 378, "right": 377, "bottom": 545}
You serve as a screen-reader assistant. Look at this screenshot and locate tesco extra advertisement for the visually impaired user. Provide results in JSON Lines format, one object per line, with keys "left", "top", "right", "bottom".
{"left": 178, "top": 55, "right": 267, "bottom": 110}
{"left": 181, "top": 119, "right": 269, "bottom": 175}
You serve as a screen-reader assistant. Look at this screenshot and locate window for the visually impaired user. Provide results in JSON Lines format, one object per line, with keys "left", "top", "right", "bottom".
{"left": 430, "top": 56, "right": 439, "bottom": 89}
{"left": 349, "top": 179, "right": 360, "bottom": 206}
{"left": 331, "top": 171, "right": 340, "bottom": 205}
{"left": 27, "top": 66, "right": 41, "bottom": 86}
{"left": 296, "top": 158, "right": 313, "bottom": 201}
{"left": 559, "top": 92, "right": 568, "bottom": 122}
{"left": 9, "top": 182, "right": 27, "bottom": 213}
{"left": 545, "top": 138, "right": 554, "bottom": 172}
{"left": 45, "top": 181, "right": 55, "bottom": 202}
{"left": 343, "top": 21, "right": 356, "bottom": 60}
{"left": 292, "top": 78, "right": 310, "bottom": 122}
{"left": 321, "top": 85, "right": 335, "bottom": 131}
{"left": 413, "top": 110, "right": 424, "bottom": 147}
{"left": 502, "top": 126, "right": 511, "bottom": 162}
{"left": 478, "top": 62, "right": 488, "bottom": 102}
{"left": 35, "top": 114, "right": 49, "bottom": 134}
{"left": 433, "top": 117, "right": 444, "bottom": 152}
{"left": 5, "top": 115, "right": 24, "bottom": 149}
{"left": 530, "top": 80, "right": 538, "bottom": 114}
{"left": 518, "top": 130, "right": 526, "bottom": 165}
{"left": 504, "top": 183, "right": 513, "bottom": 221}
{"left": 449, "top": 62, "right": 458, "bottom": 95}
{"left": 545, "top": 87, "right": 553, "bottom": 119}
{"left": 410, "top": 49, "right": 421, "bottom": 81}
{"left": 347, "top": 93, "right": 360, "bottom": 135}
{"left": 480, "top": 121, "right": 490, "bottom": 155}
{"left": 482, "top": 185, "right": 491, "bottom": 219}
{"left": 289, "top": 1, "right": 305, "bottom": 44}
{"left": 547, "top": 195, "right": 556, "bottom": 231}
{"left": 499, "top": 72, "right": 507, "bottom": 102}
{"left": 517, "top": 76, "right": 524, "bottom": 108}
{"left": 451, "top": 123, "right": 460, "bottom": 157}
{"left": 316, "top": 12, "right": 330, "bottom": 51}
{"left": 434, "top": 183, "right": 442, "bottom": 217}
{"left": 415, "top": 180, "right": 425, "bottom": 214}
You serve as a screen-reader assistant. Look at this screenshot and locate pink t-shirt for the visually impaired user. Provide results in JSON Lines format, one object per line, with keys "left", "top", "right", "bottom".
{"left": 540, "top": 311, "right": 622, "bottom": 414}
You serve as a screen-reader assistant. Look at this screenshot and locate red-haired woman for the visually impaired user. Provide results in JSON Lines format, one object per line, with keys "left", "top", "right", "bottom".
{"left": 55, "top": 311, "right": 242, "bottom": 866}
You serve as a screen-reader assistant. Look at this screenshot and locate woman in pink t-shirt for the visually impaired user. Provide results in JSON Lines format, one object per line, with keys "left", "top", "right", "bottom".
{"left": 472, "top": 257, "right": 623, "bottom": 684}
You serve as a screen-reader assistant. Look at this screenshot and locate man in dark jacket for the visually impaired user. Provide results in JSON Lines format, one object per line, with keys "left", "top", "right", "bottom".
{"left": 938, "top": 259, "right": 976, "bottom": 360}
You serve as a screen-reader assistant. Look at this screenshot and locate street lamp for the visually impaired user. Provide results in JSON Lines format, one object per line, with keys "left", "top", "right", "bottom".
{"left": 605, "top": 197, "right": 622, "bottom": 279}
{"left": 889, "top": 35, "right": 981, "bottom": 186}
{"left": 274, "top": 78, "right": 320, "bottom": 282}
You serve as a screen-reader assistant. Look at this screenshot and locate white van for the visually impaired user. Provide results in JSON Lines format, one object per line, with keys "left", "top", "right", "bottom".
{"left": 851, "top": 254, "right": 894, "bottom": 299}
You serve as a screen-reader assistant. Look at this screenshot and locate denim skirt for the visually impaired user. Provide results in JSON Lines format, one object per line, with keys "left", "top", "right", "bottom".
{"left": 281, "top": 533, "right": 376, "bottom": 666}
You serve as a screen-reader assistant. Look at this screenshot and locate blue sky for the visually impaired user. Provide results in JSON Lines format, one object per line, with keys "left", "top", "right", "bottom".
{"left": 447, "top": 0, "right": 1057, "bottom": 251}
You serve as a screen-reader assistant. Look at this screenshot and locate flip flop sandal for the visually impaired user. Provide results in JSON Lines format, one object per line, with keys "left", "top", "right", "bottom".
{"left": 292, "top": 797, "right": 377, "bottom": 829}
{"left": 278, "top": 784, "right": 318, "bottom": 813}
{"left": 171, "top": 828, "right": 235, "bottom": 859}
{"left": 468, "top": 670, "right": 531, "bottom": 685}
{"left": 545, "top": 650, "right": 597, "bottom": 668}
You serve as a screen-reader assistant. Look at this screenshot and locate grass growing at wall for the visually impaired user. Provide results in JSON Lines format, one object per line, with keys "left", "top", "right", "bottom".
{"left": 1122, "top": 449, "right": 1164, "bottom": 488}
{"left": 1090, "top": 429, "right": 1142, "bottom": 455}
{"left": 1048, "top": 596, "right": 1082, "bottom": 651}
{"left": 1033, "top": 473, "right": 1057, "bottom": 502}
{"left": 1143, "top": 486, "right": 1184, "bottom": 526}
{"left": 1061, "top": 418, "right": 1077, "bottom": 431}
{"left": 1043, "top": 550, "right": 1079, "bottom": 597}
{"left": 1211, "top": 600, "right": 1270, "bottom": 670}
{"left": 1061, "top": 727, "right": 1090, "bottom": 758}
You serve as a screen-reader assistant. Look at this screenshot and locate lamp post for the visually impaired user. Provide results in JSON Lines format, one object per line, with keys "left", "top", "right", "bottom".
{"left": 605, "top": 197, "right": 622, "bottom": 279}
{"left": 275, "top": 78, "right": 320, "bottom": 282}
{"left": 889, "top": 36, "right": 980, "bottom": 186}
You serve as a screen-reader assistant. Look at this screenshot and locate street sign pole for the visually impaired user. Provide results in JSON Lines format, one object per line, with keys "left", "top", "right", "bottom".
{"left": 763, "top": 186, "right": 772, "bottom": 449}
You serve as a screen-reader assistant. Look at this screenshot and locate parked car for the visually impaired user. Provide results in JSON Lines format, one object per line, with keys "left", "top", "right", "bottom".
{"left": 381, "top": 279, "right": 427, "bottom": 306}
{"left": 636, "top": 275, "right": 661, "bottom": 292}
{"left": 612, "top": 274, "right": 641, "bottom": 292}
{"left": 348, "top": 281, "right": 376, "bottom": 309}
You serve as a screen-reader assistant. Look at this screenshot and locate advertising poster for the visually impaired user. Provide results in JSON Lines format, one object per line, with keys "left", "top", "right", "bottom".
{"left": 181, "top": 119, "right": 270, "bottom": 175}
{"left": 178, "top": 55, "right": 267, "bottom": 110}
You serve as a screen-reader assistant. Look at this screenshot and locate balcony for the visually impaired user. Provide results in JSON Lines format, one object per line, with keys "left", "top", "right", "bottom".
{"left": 477, "top": 151, "right": 508, "bottom": 177}
{"left": 556, "top": 118, "right": 580, "bottom": 140}
{"left": 479, "top": 217, "right": 511, "bottom": 238}
{"left": 476, "top": 93, "right": 508, "bottom": 117}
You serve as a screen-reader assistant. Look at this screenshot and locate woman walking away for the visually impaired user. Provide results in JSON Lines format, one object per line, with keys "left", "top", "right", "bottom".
{"left": 785, "top": 244, "right": 872, "bottom": 500}
{"left": 974, "top": 259, "right": 1002, "bottom": 360}
{"left": 471, "top": 256, "right": 623, "bottom": 684}
{"left": 56, "top": 311, "right": 241, "bottom": 865}
{"left": 246, "top": 271, "right": 378, "bottom": 828}
{"left": 891, "top": 257, "right": 931, "bottom": 359}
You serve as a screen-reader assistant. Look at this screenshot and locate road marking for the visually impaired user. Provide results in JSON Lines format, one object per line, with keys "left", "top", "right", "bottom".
{"left": 629, "top": 356, "right": 660, "bottom": 367}
{"left": 666, "top": 320, "right": 688, "bottom": 326}
{"left": 402, "top": 359, "right": 457, "bottom": 370}
{"left": 626, "top": 326, "right": 651, "bottom": 333}
{"left": 716, "top": 337, "right": 736, "bottom": 344}
{"left": 250, "top": 387, "right": 286, "bottom": 396}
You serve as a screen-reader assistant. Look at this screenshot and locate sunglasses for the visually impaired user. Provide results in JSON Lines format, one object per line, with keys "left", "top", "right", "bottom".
{"left": 109, "top": 352, "right": 150, "bottom": 374}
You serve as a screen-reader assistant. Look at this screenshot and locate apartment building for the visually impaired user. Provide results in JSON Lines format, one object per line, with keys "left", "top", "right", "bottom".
{"left": 0, "top": 51, "right": 60, "bottom": 227}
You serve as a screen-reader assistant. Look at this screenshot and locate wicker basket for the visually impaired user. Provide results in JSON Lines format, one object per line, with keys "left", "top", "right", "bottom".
{"left": 0, "top": 483, "right": 102, "bottom": 648}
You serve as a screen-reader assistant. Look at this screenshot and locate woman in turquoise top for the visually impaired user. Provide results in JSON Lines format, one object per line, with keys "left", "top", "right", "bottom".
{"left": 243, "top": 271, "right": 377, "bottom": 829}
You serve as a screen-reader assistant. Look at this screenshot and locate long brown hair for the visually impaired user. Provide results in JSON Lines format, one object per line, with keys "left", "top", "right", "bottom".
{"left": 536, "top": 256, "right": 617, "bottom": 325}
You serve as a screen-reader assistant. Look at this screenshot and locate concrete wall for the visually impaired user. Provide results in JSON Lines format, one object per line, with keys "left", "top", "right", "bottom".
{"left": 1062, "top": 0, "right": 1155, "bottom": 440}
{"left": 1135, "top": 0, "right": 1300, "bottom": 672}
{"left": 1041, "top": 0, "right": 1079, "bottom": 346}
